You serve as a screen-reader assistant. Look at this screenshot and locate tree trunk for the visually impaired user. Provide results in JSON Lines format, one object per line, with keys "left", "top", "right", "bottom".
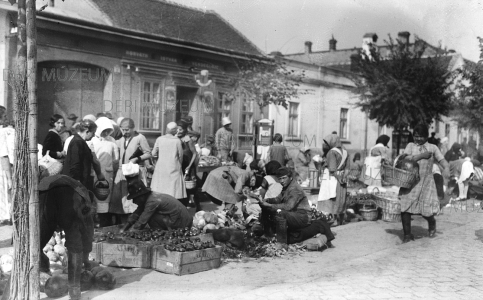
{"left": 26, "top": 0, "right": 40, "bottom": 298}
{"left": 9, "top": 0, "right": 30, "bottom": 298}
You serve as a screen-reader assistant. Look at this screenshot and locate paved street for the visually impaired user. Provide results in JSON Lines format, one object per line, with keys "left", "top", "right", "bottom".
{"left": 2, "top": 202, "right": 482, "bottom": 300}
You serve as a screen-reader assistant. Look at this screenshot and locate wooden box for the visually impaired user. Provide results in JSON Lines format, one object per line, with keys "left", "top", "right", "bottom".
{"left": 98, "top": 242, "right": 153, "bottom": 268}
{"left": 151, "top": 245, "right": 222, "bottom": 276}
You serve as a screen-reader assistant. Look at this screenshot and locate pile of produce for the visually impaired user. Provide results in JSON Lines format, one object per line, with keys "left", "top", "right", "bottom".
{"left": 160, "top": 237, "right": 216, "bottom": 252}
{"left": 43, "top": 231, "right": 67, "bottom": 267}
{"left": 93, "top": 227, "right": 200, "bottom": 243}
{"left": 198, "top": 156, "right": 221, "bottom": 167}
{"left": 217, "top": 235, "right": 307, "bottom": 260}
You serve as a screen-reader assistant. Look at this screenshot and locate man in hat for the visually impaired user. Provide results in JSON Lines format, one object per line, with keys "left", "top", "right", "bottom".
{"left": 181, "top": 115, "right": 194, "bottom": 131}
{"left": 258, "top": 167, "right": 335, "bottom": 246}
{"left": 215, "top": 117, "right": 234, "bottom": 162}
{"left": 121, "top": 177, "right": 192, "bottom": 232}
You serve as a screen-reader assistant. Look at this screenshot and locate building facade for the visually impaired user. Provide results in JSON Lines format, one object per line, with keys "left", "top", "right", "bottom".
{"left": 0, "top": 0, "right": 267, "bottom": 149}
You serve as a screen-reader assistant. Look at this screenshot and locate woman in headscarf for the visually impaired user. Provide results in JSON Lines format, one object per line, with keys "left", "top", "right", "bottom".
{"left": 202, "top": 160, "right": 263, "bottom": 206}
{"left": 317, "top": 133, "right": 350, "bottom": 226}
{"left": 445, "top": 143, "right": 463, "bottom": 162}
{"left": 364, "top": 134, "right": 392, "bottom": 187}
{"left": 398, "top": 124, "right": 449, "bottom": 243}
{"left": 91, "top": 117, "right": 119, "bottom": 227}
{"left": 294, "top": 146, "right": 311, "bottom": 185}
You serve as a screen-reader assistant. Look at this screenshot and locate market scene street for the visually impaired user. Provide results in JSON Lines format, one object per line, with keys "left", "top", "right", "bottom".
{"left": 1, "top": 0, "right": 483, "bottom": 299}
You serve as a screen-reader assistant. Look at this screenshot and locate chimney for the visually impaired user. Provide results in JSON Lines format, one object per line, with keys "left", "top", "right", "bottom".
{"left": 49, "top": 0, "right": 55, "bottom": 7}
{"left": 397, "top": 31, "right": 410, "bottom": 46}
{"left": 304, "top": 41, "right": 312, "bottom": 54}
{"left": 329, "top": 35, "right": 337, "bottom": 51}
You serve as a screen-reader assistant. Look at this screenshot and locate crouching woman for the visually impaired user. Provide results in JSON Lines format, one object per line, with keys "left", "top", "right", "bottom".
{"left": 398, "top": 124, "right": 449, "bottom": 243}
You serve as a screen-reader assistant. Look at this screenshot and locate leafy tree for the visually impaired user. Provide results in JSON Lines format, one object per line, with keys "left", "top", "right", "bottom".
{"left": 227, "top": 56, "right": 305, "bottom": 110}
{"left": 452, "top": 37, "right": 483, "bottom": 138}
{"left": 352, "top": 36, "right": 455, "bottom": 129}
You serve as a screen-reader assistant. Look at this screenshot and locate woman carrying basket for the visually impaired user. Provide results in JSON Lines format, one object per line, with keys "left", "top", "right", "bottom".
{"left": 398, "top": 125, "right": 449, "bottom": 243}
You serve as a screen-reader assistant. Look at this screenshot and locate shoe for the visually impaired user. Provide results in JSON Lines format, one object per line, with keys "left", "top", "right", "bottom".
{"left": 402, "top": 234, "right": 414, "bottom": 243}
{"left": 326, "top": 241, "right": 335, "bottom": 248}
{"left": 428, "top": 229, "right": 436, "bottom": 238}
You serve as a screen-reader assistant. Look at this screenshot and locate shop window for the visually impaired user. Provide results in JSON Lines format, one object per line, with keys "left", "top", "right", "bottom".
{"left": 240, "top": 92, "right": 254, "bottom": 134}
{"left": 445, "top": 124, "right": 450, "bottom": 137}
{"left": 141, "top": 81, "right": 161, "bottom": 130}
{"left": 435, "top": 120, "right": 440, "bottom": 133}
{"left": 288, "top": 102, "right": 299, "bottom": 137}
{"left": 340, "top": 108, "right": 349, "bottom": 139}
{"left": 216, "top": 92, "right": 232, "bottom": 129}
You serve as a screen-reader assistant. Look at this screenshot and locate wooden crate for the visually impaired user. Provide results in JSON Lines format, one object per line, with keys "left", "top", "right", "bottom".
{"left": 98, "top": 242, "right": 153, "bottom": 268}
{"left": 151, "top": 245, "right": 222, "bottom": 276}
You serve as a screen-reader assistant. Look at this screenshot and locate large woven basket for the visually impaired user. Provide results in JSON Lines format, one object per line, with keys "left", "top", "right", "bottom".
{"left": 382, "top": 211, "right": 401, "bottom": 222}
{"left": 359, "top": 200, "right": 378, "bottom": 221}
{"left": 381, "top": 155, "right": 419, "bottom": 189}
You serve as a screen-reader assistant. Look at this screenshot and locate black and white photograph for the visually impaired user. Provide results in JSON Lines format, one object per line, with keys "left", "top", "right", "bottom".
{"left": 0, "top": 0, "right": 483, "bottom": 299}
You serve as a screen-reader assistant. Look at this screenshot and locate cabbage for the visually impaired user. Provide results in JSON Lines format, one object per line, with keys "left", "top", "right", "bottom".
{"left": 203, "top": 212, "right": 218, "bottom": 224}
{"left": 95, "top": 269, "right": 116, "bottom": 290}
{"left": 39, "top": 272, "right": 51, "bottom": 293}
{"left": 80, "top": 270, "right": 95, "bottom": 291}
{"left": 43, "top": 244, "right": 53, "bottom": 253}
{"left": 44, "top": 274, "right": 69, "bottom": 298}
{"left": 54, "top": 245, "right": 66, "bottom": 256}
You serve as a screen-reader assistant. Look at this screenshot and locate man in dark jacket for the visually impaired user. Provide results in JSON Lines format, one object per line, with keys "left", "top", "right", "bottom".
{"left": 121, "top": 177, "right": 192, "bottom": 232}
{"left": 39, "top": 175, "right": 97, "bottom": 300}
{"left": 258, "top": 167, "right": 335, "bottom": 246}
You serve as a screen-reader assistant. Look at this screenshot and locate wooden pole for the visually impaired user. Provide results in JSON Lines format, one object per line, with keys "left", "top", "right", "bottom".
{"left": 26, "top": 0, "right": 39, "bottom": 298}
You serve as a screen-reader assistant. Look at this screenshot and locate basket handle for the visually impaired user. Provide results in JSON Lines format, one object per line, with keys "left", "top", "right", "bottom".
{"left": 95, "top": 180, "right": 109, "bottom": 188}
{"left": 393, "top": 154, "right": 405, "bottom": 168}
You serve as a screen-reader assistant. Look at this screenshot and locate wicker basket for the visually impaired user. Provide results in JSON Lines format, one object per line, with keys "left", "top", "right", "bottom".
{"left": 381, "top": 155, "right": 419, "bottom": 189}
{"left": 93, "top": 181, "right": 110, "bottom": 201}
{"left": 359, "top": 200, "right": 378, "bottom": 221}
{"left": 382, "top": 211, "right": 401, "bottom": 222}
{"left": 184, "top": 175, "right": 196, "bottom": 190}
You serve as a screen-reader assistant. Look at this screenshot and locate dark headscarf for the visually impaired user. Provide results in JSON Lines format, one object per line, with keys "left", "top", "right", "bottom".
{"left": 376, "top": 135, "right": 390, "bottom": 147}
{"left": 353, "top": 153, "right": 361, "bottom": 163}
{"left": 176, "top": 119, "right": 189, "bottom": 129}
{"left": 265, "top": 160, "right": 282, "bottom": 176}
{"left": 445, "top": 143, "right": 462, "bottom": 162}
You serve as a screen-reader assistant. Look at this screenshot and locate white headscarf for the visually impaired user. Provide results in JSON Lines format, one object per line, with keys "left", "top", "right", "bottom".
{"left": 95, "top": 117, "right": 114, "bottom": 138}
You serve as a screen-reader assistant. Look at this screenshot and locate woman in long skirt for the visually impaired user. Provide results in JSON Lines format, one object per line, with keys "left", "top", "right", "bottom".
{"left": 317, "top": 133, "right": 350, "bottom": 226}
{"left": 399, "top": 124, "right": 449, "bottom": 243}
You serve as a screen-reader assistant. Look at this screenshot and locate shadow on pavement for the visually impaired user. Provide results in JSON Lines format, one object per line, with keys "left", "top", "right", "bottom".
{"left": 385, "top": 225, "right": 435, "bottom": 242}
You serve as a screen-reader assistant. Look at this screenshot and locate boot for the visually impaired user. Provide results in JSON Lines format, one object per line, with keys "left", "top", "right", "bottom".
{"left": 402, "top": 234, "right": 415, "bottom": 243}
{"left": 68, "top": 252, "right": 83, "bottom": 300}
{"left": 427, "top": 216, "right": 436, "bottom": 238}
{"left": 338, "top": 214, "right": 345, "bottom": 226}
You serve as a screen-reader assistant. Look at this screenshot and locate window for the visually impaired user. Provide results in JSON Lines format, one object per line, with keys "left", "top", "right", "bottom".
{"left": 340, "top": 108, "right": 349, "bottom": 139}
{"left": 216, "top": 92, "right": 232, "bottom": 129}
{"left": 435, "top": 120, "right": 440, "bottom": 133}
{"left": 141, "top": 81, "right": 161, "bottom": 130}
{"left": 288, "top": 102, "right": 299, "bottom": 137}
{"left": 445, "top": 124, "right": 450, "bottom": 137}
{"left": 240, "top": 92, "right": 254, "bottom": 134}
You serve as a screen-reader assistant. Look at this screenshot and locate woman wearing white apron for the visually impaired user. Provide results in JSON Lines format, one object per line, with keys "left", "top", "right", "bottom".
{"left": 318, "top": 133, "right": 349, "bottom": 226}
{"left": 364, "top": 135, "right": 392, "bottom": 187}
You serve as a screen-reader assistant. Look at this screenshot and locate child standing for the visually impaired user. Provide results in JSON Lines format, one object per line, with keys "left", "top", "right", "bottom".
{"left": 266, "top": 133, "right": 291, "bottom": 168}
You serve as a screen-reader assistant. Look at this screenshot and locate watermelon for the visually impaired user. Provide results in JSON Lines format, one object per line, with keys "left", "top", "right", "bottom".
{"left": 44, "top": 274, "right": 68, "bottom": 298}
{"left": 94, "top": 269, "right": 116, "bottom": 290}
{"left": 90, "top": 266, "right": 104, "bottom": 277}
{"left": 80, "top": 270, "right": 94, "bottom": 291}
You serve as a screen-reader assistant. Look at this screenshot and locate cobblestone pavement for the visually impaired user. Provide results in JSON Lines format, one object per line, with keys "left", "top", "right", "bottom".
{"left": 17, "top": 200, "right": 482, "bottom": 300}
{"left": 233, "top": 206, "right": 483, "bottom": 300}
